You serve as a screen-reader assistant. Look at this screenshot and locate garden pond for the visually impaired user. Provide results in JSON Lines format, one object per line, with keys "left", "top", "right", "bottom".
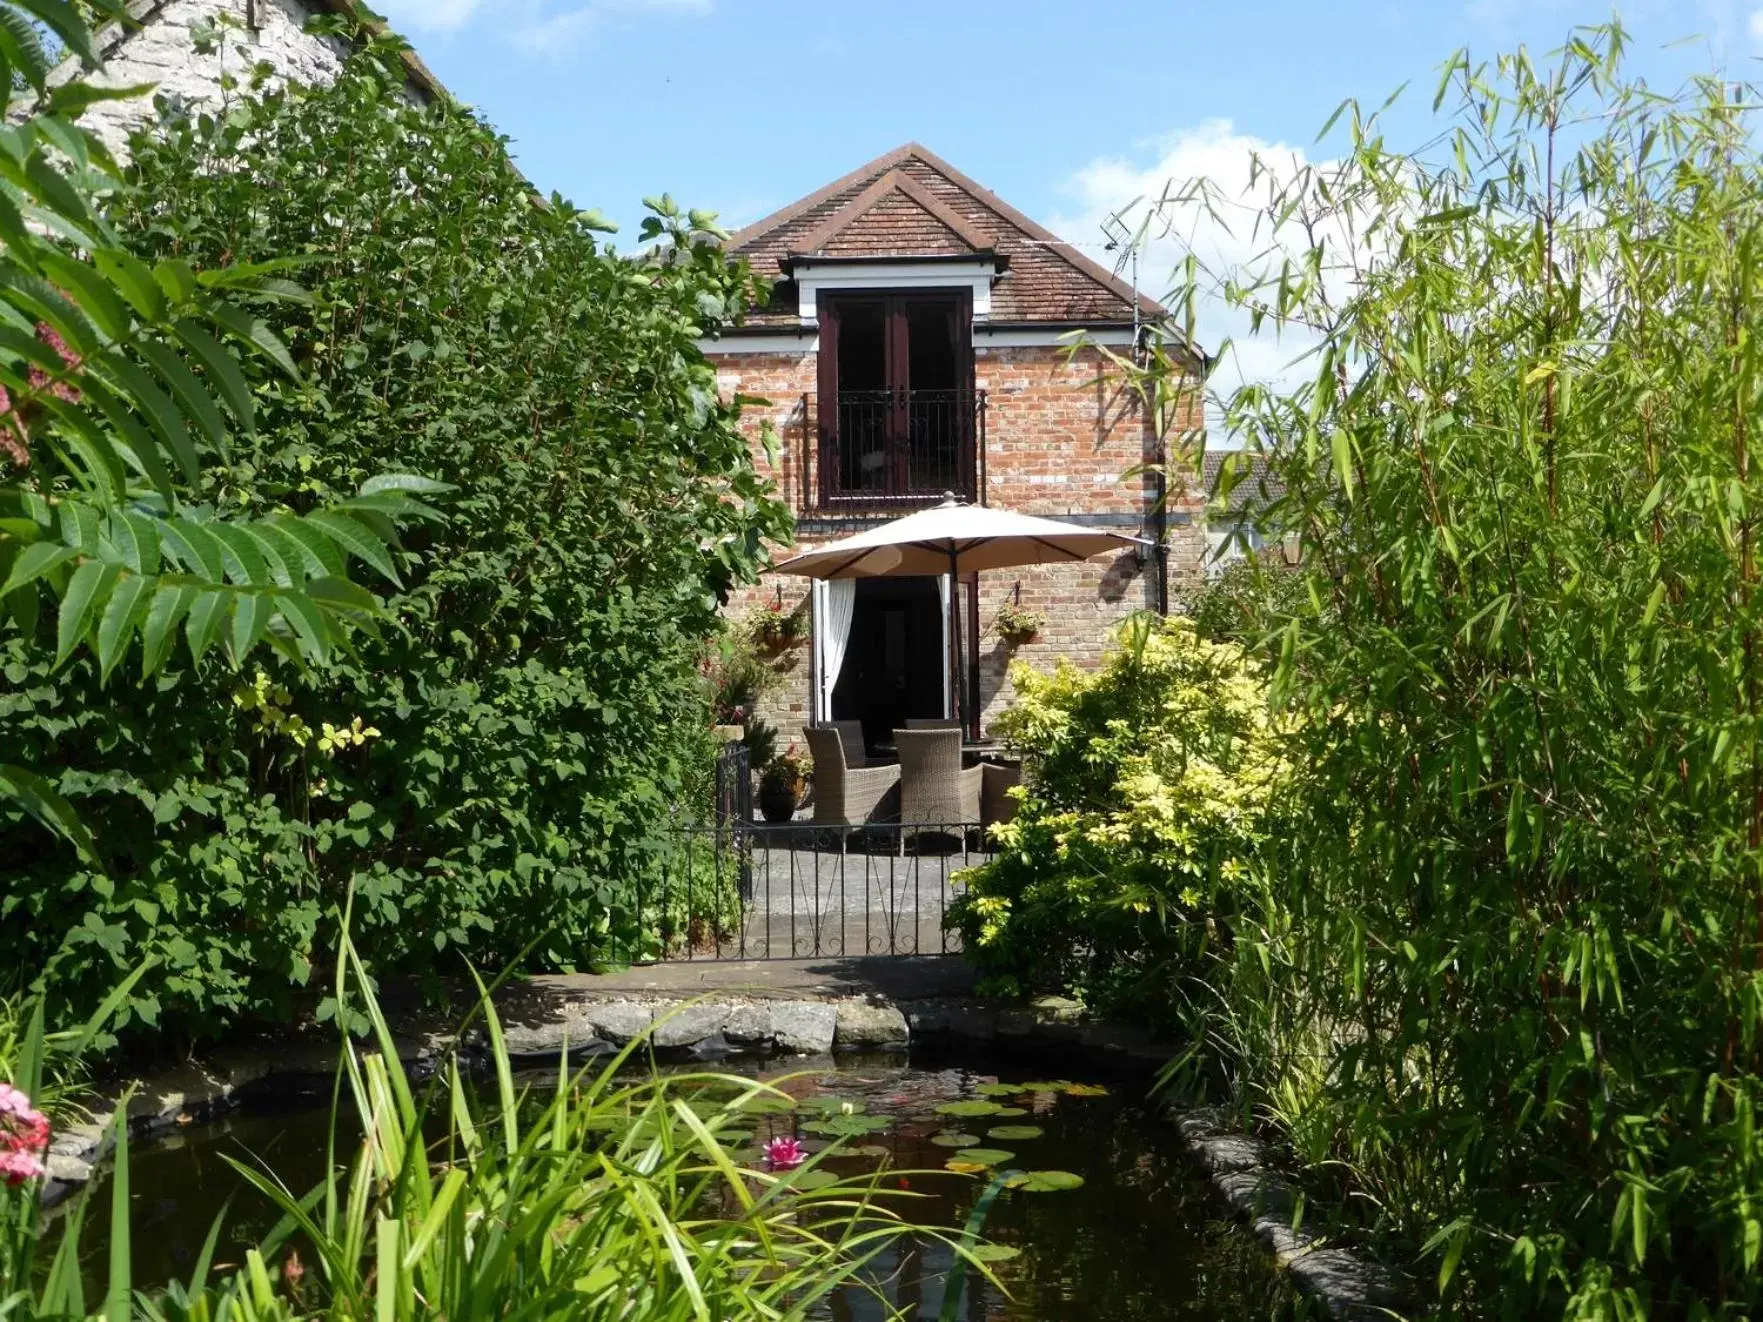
{"left": 59, "top": 1049, "right": 1303, "bottom": 1319}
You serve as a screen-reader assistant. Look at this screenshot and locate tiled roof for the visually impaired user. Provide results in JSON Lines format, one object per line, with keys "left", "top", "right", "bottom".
{"left": 1202, "top": 451, "right": 1285, "bottom": 515}
{"left": 727, "top": 143, "right": 1168, "bottom": 329}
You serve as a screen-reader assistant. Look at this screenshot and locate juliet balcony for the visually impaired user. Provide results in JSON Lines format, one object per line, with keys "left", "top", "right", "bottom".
{"left": 797, "top": 388, "right": 986, "bottom": 511}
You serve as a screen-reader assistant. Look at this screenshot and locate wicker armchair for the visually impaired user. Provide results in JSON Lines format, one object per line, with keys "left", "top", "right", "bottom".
{"left": 904, "top": 718, "right": 963, "bottom": 731}
{"left": 895, "top": 728, "right": 982, "bottom": 851}
{"left": 981, "top": 761, "right": 1022, "bottom": 828}
{"left": 827, "top": 719, "right": 875, "bottom": 767}
{"left": 803, "top": 726, "right": 899, "bottom": 826}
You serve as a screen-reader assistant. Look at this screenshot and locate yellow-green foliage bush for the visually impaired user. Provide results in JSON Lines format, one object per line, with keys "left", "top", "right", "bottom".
{"left": 948, "top": 615, "right": 1285, "bottom": 1020}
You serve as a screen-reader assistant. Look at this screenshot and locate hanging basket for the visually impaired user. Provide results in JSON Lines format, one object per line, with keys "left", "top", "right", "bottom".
{"left": 993, "top": 600, "right": 1046, "bottom": 645}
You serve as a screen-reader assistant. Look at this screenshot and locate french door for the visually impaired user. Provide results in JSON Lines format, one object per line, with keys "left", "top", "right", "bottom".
{"left": 816, "top": 291, "right": 974, "bottom": 504}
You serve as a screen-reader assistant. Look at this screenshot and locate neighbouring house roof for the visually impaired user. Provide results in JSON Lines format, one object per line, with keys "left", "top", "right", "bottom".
{"left": 306, "top": 0, "right": 449, "bottom": 103}
{"left": 727, "top": 142, "right": 1170, "bottom": 331}
{"left": 1202, "top": 450, "right": 1285, "bottom": 520}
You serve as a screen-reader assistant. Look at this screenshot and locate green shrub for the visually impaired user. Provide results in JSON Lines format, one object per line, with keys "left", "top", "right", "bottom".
{"left": 948, "top": 615, "right": 1284, "bottom": 1019}
{"left": 0, "top": 46, "right": 787, "bottom": 1041}
{"left": 1182, "top": 555, "right": 1311, "bottom": 650}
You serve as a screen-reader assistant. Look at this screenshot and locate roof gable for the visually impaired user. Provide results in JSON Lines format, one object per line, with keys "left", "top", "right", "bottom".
{"left": 795, "top": 169, "right": 991, "bottom": 258}
{"left": 728, "top": 142, "right": 1167, "bottom": 328}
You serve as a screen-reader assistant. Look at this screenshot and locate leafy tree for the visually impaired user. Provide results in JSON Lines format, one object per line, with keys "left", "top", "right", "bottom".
{"left": 0, "top": 37, "right": 787, "bottom": 1039}
{"left": 1111, "top": 23, "right": 1763, "bottom": 1316}
{"left": 0, "top": 2, "right": 436, "bottom": 863}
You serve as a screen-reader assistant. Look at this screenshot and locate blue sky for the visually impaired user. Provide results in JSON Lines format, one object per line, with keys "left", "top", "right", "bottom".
{"left": 372, "top": 0, "right": 1755, "bottom": 403}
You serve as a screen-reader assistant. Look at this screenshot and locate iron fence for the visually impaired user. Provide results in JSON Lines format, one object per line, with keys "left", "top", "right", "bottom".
{"left": 621, "top": 818, "right": 989, "bottom": 963}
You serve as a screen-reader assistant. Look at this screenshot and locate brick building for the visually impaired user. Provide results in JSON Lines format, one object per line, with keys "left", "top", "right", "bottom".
{"left": 700, "top": 143, "right": 1207, "bottom": 750}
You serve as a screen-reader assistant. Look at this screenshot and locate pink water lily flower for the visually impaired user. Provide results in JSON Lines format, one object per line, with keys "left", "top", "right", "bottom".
{"left": 760, "top": 1136, "right": 808, "bottom": 1171}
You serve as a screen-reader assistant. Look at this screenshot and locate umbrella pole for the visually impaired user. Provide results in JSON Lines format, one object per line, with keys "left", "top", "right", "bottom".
{"left": 948, "top": 545, "right": 961, "bottom": 732}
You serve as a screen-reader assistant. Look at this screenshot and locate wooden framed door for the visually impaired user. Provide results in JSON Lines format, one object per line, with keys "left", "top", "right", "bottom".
{"left": 817, "top": 290, "right": 974, "bottom": 502}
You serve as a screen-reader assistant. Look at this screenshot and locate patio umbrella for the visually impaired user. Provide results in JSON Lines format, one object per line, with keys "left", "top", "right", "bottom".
{"left": 772, "top": 496, "right": 1148, "bottom": 729}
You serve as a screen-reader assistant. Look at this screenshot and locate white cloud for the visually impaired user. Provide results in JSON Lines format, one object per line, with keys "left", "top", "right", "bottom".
{"left": 375, "top": 0, "right": 712, "bottom": 52}
{"left": 1047, "top": 120, "right": 1356, "bottom": 442}
{"left": 372, "top": 0, "right": 485, "bottom": 31}
{"left": 1749, "top": 6, "right": 1763, "bottom": 42}
{"left": 511, "top": 0, "right": 713, "bottom": 54}
{"left": 510, "top": 4, "right": 601, "bottom": 51}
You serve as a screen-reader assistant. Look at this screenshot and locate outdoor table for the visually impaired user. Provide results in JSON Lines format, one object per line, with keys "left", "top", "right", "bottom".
{"left": 873, "top": 738, "right": 1015, "bottom": 766}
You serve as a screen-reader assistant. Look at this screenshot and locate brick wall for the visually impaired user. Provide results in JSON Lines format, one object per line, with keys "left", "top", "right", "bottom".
{"left": 706, "top": 340, "right": 1204, "bottom": 740}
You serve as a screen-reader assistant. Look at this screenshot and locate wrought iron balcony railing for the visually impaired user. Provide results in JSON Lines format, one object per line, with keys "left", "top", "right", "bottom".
{"left": 804, "top": 388, "right": 985, "bottom": 509}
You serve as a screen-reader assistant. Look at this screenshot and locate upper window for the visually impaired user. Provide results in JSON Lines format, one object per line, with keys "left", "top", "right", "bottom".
{"left": 816, "top": 291, "right": 976, "bottom": 506}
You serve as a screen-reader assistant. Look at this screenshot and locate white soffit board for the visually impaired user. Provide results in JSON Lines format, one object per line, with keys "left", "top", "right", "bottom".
{"left": 792, "top": 259, "right": 1000, "bottom": 325}
{"left": 695, "top": 325, "right": 1136, "bottom": 355}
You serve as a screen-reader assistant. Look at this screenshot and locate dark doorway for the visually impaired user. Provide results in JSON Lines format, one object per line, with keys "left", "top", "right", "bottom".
{"left": 831, "top": 577, "right": 945, "bottom": 753}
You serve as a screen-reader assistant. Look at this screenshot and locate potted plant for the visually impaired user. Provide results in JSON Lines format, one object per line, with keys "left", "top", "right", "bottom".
{"left": 994, "top": 598, "right": 1047, "bottom": 645}
{"left": 757, "top": 742, "right": 810, "bottom": 823}
{"left": 752, "top": 597, "right": 809, "bottom": 652}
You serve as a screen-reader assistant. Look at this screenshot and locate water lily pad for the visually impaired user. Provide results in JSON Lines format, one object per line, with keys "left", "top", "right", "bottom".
{"left": 954, "top": 1147, "right": 1015, "bottom": 1165}
{"left": 779, "top": 1168, "right": 841, "bottom": 1190}
{"left": 935, "top": 1100, "right": 1004, "bottom": 1117}
{"left": 732, "top": 1096, "right": 797, "bottom": 1114}
{"left": 975, "top": 1082, "right": 1026, "bottom": 1097}
{"left": 1016, "top": 1081, "right": 1073, "bottom": 1094}
{"left": 854, "top": 1144, "right": 892, "bottom": 1158}
{"left": 1063, "top": 1083, "right": 1110, "bottom": 1097}
{"left": 797, "top": 1095, "right": 865, "bottom": 1113}
{"left": 944, "top": 1159, "right": 989, "bottom": 1174}
{"left": 968, "top": 1242, "right": 1023, "bottom": 1263}
{"left": 990, "top": 1106, "right": 1028, "bottom": 1117}
{"left": 929, "top": 1130, "right": 983, "bottom": 1147}
{"left": 987, "top": 1125, "right": 1044, "bottom": 1141}
{"left": 1004, "top": 1169, "right": 1084, "bottom": 1192}
{"left": 803, "top": 1114, "right": 893, "bottom": 1138}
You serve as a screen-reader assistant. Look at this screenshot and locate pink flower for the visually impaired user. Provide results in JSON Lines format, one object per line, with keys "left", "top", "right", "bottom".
{"left": 760, "top": 1136, "right": 808, "bottom": 1171}
{"left": 0, "top": 1148, "right": 46, "bottom": 1187}
{"left": 0, "top": 1082, "right": 50, "bottom": 1167}
{"left": 30, "top": 324, "right": 82, "bottom": 404}
{"left": 0, "top": 387, "right": 27, "bottom": 469}
{"left": 35, "top": 322, "right": 76, "bottom": 369}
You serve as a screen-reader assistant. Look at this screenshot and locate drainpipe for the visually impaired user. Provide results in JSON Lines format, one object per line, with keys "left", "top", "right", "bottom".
{"left": 1139, "top": 322, "right": 1170, "bottom": 617}
{"left": 1122, "top": 243, "right": 1169, "bottom": 616}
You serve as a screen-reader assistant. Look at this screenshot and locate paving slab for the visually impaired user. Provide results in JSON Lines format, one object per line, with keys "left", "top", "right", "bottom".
{"left": 518, "top": 955, "right": 978, "bottom": 1003}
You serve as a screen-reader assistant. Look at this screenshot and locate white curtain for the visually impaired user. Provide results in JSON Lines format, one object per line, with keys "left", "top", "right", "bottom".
{"left": 939, "top": 573, "right": 953, "bottom": 718}
{"left": 814, "top": 579, "right": 856, "bottom": 721}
